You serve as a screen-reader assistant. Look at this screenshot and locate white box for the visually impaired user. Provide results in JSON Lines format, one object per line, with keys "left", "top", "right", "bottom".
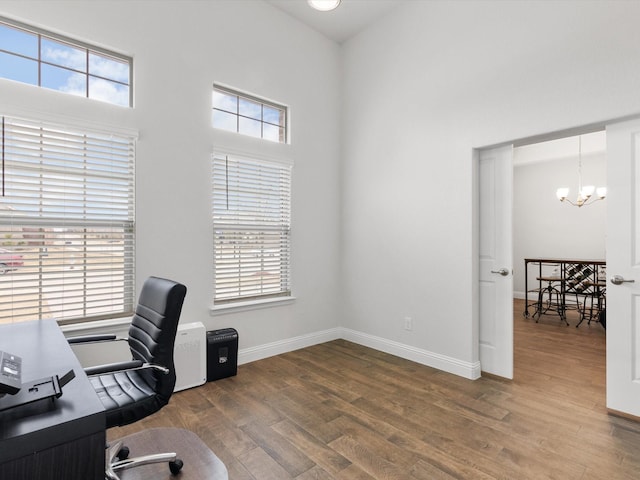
{"left": 173, "top": 322, "right": 207, "bottom": 391}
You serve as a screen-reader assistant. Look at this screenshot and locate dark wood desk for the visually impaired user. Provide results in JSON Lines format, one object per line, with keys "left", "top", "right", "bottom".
{"left": 0, "top": 320, "right": 105, "bottom": 479}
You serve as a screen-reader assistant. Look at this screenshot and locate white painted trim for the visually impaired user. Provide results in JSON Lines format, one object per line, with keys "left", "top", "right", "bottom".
{"left": 210, "top": 296, "right": 296, "bottom": 315}
{"left": 237, "top": 326, "right": 481, "bottom": 380}
{"left": 238, "top": 327, "right": 342, "bottom": 365}
{"left": 63, "top": 320, "right": 482, "bottom": 381}
{"left": 340, "top": 328, "right": 481, "bottom": 380}
{"left": 0, "top": 96, "right": 138, "bottom": 138}
{"left": 61, "top": 316, "right": 131, "bottom": 335}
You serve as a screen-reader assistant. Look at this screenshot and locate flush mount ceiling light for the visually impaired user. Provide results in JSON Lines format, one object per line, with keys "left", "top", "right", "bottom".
{"left": 308, "top": 0, "right": 342, "bottom": 12}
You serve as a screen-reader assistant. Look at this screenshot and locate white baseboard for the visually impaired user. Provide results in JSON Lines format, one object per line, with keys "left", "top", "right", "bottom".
{"left": 341, "top": 328, "right": 481, "bottom": 380}
{"left": 238, "top": 327, "right": 342, "bottom": 365}
{"left": 238, "top": 327, "right": 481, "bottom": 380}
{"left": 66, "top": 319, "right": 482, "bottom": 382}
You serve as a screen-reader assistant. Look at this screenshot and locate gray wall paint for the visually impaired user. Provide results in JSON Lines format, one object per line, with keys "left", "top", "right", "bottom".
{"left": 340, "top": 0, "right": 639, "bottom": 365}
{"left": 513, "top": 152, "right": 606, "bottom": 298}
{"left": 1, "top": 0, "right": 637, "bottom": 402}
{"left": 0, "top": 0, "right": 343, "bottom": 353}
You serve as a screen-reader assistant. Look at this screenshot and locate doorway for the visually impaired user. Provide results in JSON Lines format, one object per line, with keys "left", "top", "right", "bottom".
{"left": 478, "top": 117, "right": 640, "bottom": 418}
{"left": 513, "top": 131, "right": 607, "bottom": 306}
{"left": 477, "top": 129, "right": 606, "bottom": 380}
{"left": 512, "top": 132, "right": 607, "bottom": 395}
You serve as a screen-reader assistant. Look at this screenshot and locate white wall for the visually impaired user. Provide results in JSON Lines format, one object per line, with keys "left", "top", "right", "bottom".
{"left": 3, "top": 0, "right": 640, "bottom": 389}
{"left": 0, "top": 1, "right": 343, "bottom": 356}
{"left": 341, "top": 0, "right": 640, "bottom": 373}
{"left": 513, "top": 151, "right": 606, "bottom": 298}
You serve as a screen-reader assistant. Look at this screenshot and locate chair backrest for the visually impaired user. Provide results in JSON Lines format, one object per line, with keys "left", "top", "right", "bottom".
{"left": 127, "top": 276, "right": 187, "bottom": 404}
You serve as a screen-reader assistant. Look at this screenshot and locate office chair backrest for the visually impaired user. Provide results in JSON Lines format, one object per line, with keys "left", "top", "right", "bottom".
{"left": 127, "top": 276, "right": 187, "bottom": 406}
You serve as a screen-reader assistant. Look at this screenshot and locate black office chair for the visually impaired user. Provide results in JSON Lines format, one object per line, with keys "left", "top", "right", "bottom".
{"left": 68, "top": 276, "right": 187, "bottom": 480}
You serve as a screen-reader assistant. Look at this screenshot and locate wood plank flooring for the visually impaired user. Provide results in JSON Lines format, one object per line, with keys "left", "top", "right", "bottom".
{"left": 108, "top": 299, "right": 640, "bottom": 479}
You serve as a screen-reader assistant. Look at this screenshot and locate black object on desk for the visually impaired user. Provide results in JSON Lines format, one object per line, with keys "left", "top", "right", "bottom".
{"left": 0, "top": 319, "right": 106, "bottom": 480}
{"left": 0, "top": 350, "right": 22, "bottom": 395}
{"left": 0, "top": 367, "right": 75, "bottom": 412}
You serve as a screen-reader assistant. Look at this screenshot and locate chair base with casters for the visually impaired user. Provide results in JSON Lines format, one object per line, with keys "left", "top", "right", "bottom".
{"left": 105, "top": 439, "right": 183, "bottom": 479}
{"left": 82, "top": 360, "right": 186, "bottom": 479}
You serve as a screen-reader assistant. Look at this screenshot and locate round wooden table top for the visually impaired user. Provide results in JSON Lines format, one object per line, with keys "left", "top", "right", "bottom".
{"left": 114, "top": 427, "right": 228, "bottom": 480}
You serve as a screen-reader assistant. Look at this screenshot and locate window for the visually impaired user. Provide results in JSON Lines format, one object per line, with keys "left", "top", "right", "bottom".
{"left": 0, "top": 17, "right": 132, "bottom": 107}
{"left": 0, "top": 115, "right": 136, "bottom": 325}
{"left": 212, "top": 85, "right": 287, "bottom": 143}
{"left": 212, "top": 153, "right": 291, "bottom": 305}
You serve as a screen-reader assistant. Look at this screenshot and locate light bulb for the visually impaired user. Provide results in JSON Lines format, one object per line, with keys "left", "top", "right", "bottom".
{"left": 580, "top": 185, "right": 595, "bottom": 198}
{"left": 308, "top": 0, "right": 341, "bottom": 11}
{"left": 596, "top": 187, "right": 607, "bottom": 199}
{"left": 556, "top": 188, "right": 569, "bottom": 201}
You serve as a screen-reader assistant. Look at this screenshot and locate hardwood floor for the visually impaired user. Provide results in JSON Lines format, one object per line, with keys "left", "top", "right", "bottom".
{"left": 109, "top": 300, "right": 640, "bottom": 479}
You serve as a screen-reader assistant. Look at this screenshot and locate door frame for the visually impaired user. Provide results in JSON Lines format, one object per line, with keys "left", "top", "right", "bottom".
{"left": 473, "top": 121, "right": 613, "bottom": 379}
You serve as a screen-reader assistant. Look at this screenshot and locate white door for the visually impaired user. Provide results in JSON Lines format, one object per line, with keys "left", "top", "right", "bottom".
{"left": 606, "top": 118, "right": 640, "bottom": 416}
{"left": 479, "top": 145, "right": 514, "bottom": 378}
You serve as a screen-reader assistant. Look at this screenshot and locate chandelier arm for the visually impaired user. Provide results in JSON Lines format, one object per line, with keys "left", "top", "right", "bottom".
{"left": 560, "top": 196, "right": 605, "bottom": 208}
{"left": 556, "top": 134, "right": 606, "bottom": 208}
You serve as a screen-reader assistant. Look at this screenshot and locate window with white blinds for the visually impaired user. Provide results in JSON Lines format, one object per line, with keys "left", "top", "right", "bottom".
{"left": 0, "top": 115, "right": 136, "bottom": 325}
{"left": 212, "top": 153, "right": 291, "bottom": 305}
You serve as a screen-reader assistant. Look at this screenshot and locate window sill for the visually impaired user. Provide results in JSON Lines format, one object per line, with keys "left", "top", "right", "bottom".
{"left": 210, "top": 296, "right": 296, "bottom": 315}
{"left": 60, "top": 316, "right": 132, "bottom": 335}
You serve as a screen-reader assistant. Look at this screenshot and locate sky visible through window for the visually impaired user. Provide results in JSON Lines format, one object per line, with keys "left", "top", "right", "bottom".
{"left": 0, "top": 20, "right": 131, "bottom": 107}
{"left": 212, "top": 86, "right": 287, "bottom": 143}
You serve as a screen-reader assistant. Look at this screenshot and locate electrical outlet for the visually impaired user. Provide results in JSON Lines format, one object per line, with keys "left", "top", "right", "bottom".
{"left": 404, "top": 316, "right": 412, "bottom": 331}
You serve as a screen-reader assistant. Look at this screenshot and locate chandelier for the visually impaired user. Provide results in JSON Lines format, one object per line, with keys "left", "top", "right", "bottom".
{"left": 556, "top": 135, "right": 606, "bottom": 207}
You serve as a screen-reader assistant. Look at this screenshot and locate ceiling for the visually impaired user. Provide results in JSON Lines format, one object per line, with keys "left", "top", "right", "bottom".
{"left": 514, "top": 131, "right": 606, "bottom": 166}
{"left": 264, "top": 0, "right": 405, "bottom": 44}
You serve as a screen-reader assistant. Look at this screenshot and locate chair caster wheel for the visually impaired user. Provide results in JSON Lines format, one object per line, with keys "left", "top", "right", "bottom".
{"left": 117, "top": 446, "right": 130, "bottom": 461}
{"left": 169, "top": 459, "right": 183, "bottom": 475}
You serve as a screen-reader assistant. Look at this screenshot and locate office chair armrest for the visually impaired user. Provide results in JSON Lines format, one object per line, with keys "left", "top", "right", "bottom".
{"left": 68, "top": 334, "right": 127, "bottom": 344}
{"left": 85, "top": 360, "right": 143, "bottom": 376}
{"left": 84, "top": 361, "right": 170, "bottom": 377}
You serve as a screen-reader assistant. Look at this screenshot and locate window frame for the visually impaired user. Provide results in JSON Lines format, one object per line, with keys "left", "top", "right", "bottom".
{"left": 0, "top": 16, "right": 133, "bottom": 107}
{"left": 211, "top": 150, "right": 293, "bottom": 311}
{"left": 212, "top": 84, "right": 288, "bottom": 144}
{"left": 0, "top": 114, "right": 137, "bottom": 326}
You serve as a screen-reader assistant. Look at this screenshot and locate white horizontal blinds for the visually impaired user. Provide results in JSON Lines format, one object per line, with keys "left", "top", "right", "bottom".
{"left": 212, "top": 153, "right": 291, "bottom": 304}
{"left": 0, "top": 115, "right": 135, "bottom": 324}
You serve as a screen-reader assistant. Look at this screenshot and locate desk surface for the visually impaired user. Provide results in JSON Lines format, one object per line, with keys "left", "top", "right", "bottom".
{"left": 0, "top": 319, "right": 105, "bottom": 464}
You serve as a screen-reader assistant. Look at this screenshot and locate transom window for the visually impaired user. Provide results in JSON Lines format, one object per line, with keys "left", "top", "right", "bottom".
{"left": 0, "top": 115, "right": 136, "bottom": 325}
{"left": 0, "top": 17, "right": 132, "bottom": 107}
{"left": 212, "top": 85, "right": 287, "bottom": 144}
{"left": 212, "top": 153, "right": 292, "bottom": 305}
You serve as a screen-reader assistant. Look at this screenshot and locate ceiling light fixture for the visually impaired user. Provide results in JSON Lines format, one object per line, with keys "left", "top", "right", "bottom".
{"left": 308, "top": 0, "right": 342, "bottom": 12}
{"left": 556, "top": 135, "right": 606, "bottom": 207}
